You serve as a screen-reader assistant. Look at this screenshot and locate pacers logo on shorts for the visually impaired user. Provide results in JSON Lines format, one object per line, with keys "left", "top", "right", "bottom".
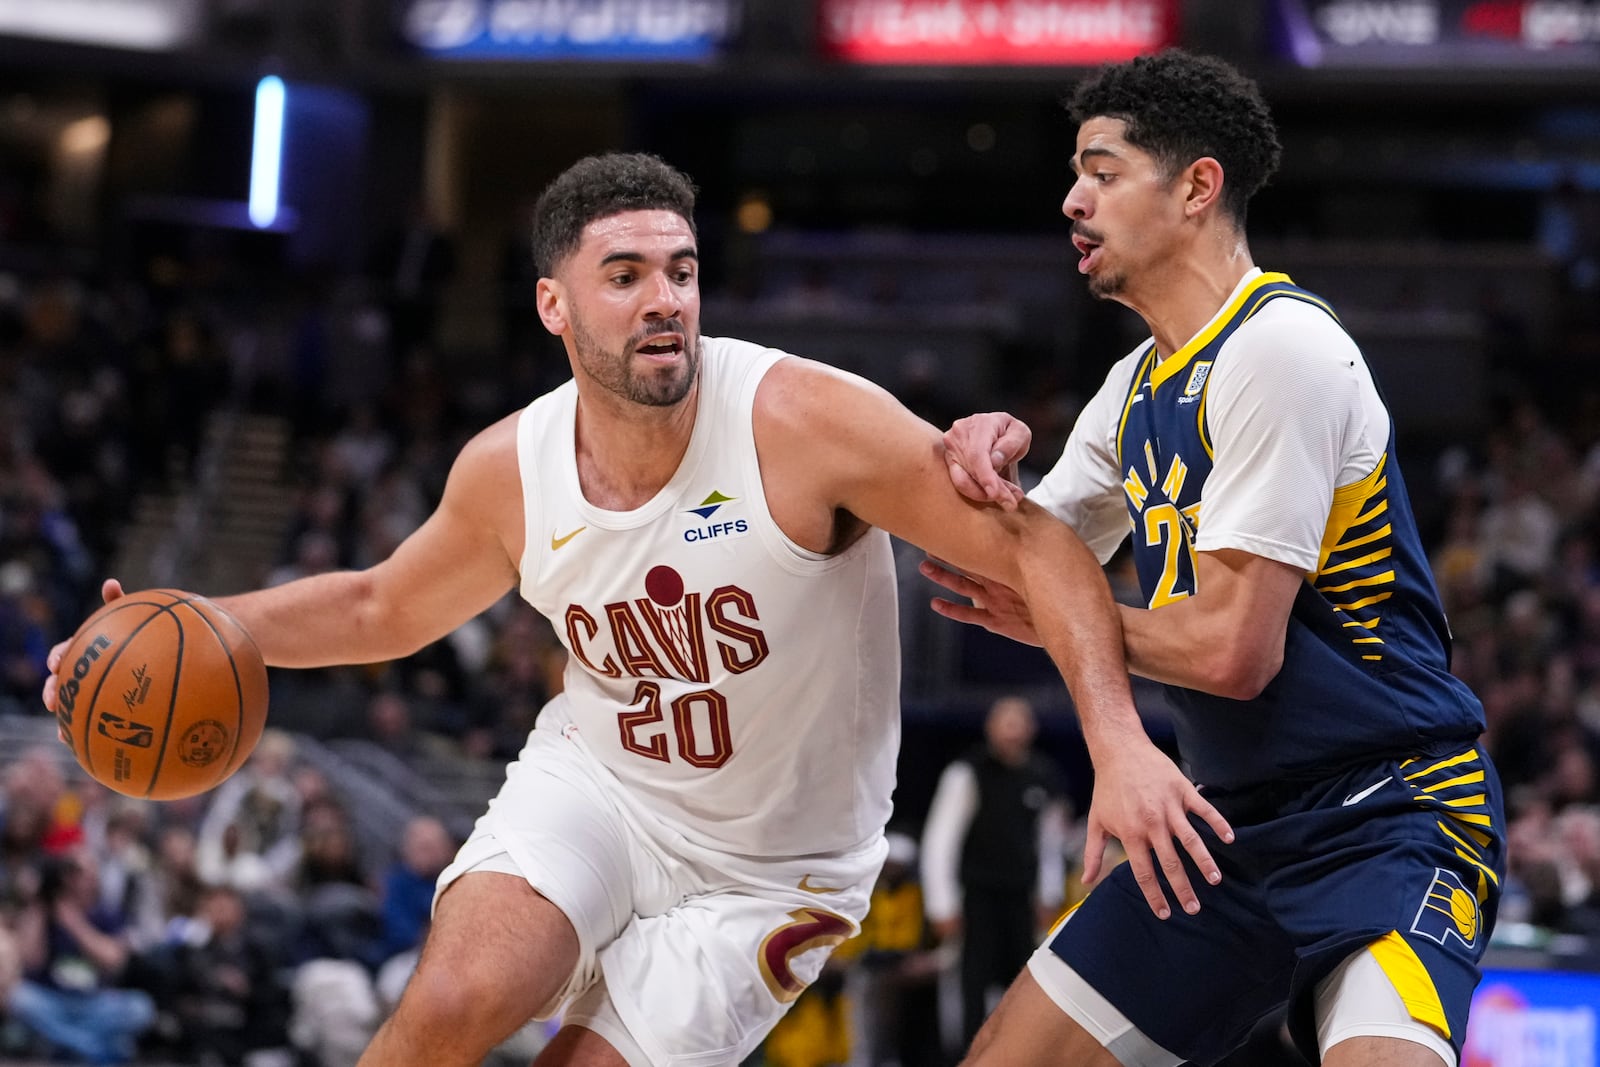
{"left": 1410, "top": 867, "right": 1479, "bottom": 949}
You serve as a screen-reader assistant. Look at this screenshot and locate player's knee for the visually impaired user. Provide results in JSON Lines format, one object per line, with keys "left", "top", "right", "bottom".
{"left": 395, "top": 952, "right": 518, "bottom": 1037}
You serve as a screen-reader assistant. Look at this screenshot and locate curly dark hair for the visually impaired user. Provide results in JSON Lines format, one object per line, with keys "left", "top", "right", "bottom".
{"left": 1066, "top": 50, "right": 1282, "bottom": 226}
{"left": 531, "top": 152, "right": 698, "bottom": 278}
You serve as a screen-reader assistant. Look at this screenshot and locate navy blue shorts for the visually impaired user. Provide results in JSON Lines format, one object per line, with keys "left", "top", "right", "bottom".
{"left": 1046, "top": 745, "right": 1506, "bottom": 1065}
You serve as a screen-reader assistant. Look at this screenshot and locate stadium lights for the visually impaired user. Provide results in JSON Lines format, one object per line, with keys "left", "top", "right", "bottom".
{"left": 249, "top": 75, "right": 285, "bottom": 229}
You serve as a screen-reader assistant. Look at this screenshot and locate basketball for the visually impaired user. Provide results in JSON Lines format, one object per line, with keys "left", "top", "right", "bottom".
{"left": 53, "top": 589, "right": 269, "bottom": 801}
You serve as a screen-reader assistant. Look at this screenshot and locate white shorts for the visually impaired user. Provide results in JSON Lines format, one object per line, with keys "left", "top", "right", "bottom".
{"left": 435, "top": 714, "right": 885, "bottom": 1067}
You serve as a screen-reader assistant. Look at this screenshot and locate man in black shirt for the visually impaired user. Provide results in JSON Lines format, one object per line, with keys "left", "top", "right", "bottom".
{"left": 921, "top": 696, "right": 1071, "bottom": 1049}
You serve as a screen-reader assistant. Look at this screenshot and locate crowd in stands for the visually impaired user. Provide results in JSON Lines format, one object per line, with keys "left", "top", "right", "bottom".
{"left": 0, "top": 201, "right": 1598, "bottom": 1064}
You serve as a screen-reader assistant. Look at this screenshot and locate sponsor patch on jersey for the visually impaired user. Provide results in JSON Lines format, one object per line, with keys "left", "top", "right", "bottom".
{"left": 1180, "top": 360, "right": 1213, "bottom": 402}
{"left": 1410, "top": 867, "right": 1479, "bottom": 949}
{"left": 684, "top": 490, "right": 750, "bottom": 544}
{"left": 687, "top": 490, "right": 736, "bottom": 520}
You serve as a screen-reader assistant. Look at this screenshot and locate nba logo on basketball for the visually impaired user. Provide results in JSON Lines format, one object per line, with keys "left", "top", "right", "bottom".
{"left": 1410, "top": 868, "right": 1478, "bottom": 949}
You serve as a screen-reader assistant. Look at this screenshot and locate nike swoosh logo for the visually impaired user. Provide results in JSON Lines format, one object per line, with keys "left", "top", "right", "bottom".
{"left": 1130, "top": 394, "right": 1145, "bottom": 403}
{"left": 1342, "top": 776, "right": 1392, "bottom": 806}
{"left": 550, "top": 527, "right": 586, "bottom": 550}
{"left": 798, "top": 875, "right": 842, "bottom": 894}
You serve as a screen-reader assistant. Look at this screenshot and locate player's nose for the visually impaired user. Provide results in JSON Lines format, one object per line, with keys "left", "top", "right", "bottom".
{"left": 1062, "top": 178, "right": 1091, "bottom": 220}
{"left": 641, "top": 271, "right": 682, "bottom": 318}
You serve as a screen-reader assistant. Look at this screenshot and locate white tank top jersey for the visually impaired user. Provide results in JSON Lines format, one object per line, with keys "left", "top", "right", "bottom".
{"left": 514, "top": 336, "right": 901, "bottom": 859}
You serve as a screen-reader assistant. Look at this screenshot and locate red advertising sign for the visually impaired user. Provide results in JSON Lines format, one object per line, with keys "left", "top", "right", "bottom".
{"left": 819, "top": 0, "right": 1178, "bottom": 64}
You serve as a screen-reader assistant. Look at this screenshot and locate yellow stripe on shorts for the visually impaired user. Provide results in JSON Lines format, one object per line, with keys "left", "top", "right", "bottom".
{"left": 1368, "top": 931, "right": 1450, "bottom": 1038}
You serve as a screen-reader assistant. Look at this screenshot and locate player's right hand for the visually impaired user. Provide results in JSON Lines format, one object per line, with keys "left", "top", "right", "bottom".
{"left": 42, "top": 579, "right": 126, "bottom": 729}
{"left": 918, "top": 559, "right": 1042, "bottom": 646}
{"left": 1081, "top": 740, "right": 1234, "bottom": 921}
{"left": 942, "top": 412, "right": 1032, "bottom": 509}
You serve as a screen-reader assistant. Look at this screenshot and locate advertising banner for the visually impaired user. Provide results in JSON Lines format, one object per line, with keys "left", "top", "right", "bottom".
{"left": 1271, "top": 0, "right": 1600, "bottom": 66}
{"left": 1463, "top": 968, "right": 1600, "bottom": 1067}
{"left": 398, "top": 0, "right": 738, "bottom": 60}
{"left": 0, "top": 0, "right": 202, "bottom": 51}
{"left": 818, "top": 0, "right": 1177, "bottom": 65}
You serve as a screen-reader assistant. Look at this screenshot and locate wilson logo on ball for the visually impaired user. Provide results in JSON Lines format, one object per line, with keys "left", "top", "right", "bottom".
{"left": 56, "top": 633, "right": 113, "bottom": 723}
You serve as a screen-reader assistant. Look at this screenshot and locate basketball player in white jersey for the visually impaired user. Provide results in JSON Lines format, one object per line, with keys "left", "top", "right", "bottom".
{"left": 45, "top": 152, "right": 1232, "bottom": 1067}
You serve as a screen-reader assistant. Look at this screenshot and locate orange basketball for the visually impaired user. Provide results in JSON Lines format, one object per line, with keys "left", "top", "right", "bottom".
{"left": 53, "top": 589, "right": 268, "bottom": 800}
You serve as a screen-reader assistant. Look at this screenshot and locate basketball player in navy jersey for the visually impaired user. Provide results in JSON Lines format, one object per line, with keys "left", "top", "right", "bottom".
{"left": 926, "top": 51, "right": 1504, "bottom": 1067}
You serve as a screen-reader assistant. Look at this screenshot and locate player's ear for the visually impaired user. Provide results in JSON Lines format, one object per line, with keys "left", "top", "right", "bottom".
{"left": 536, "top": 277, "right": 567, "bottom": 336}
{"left": 1182, "top": 157, "right": 1225, "bottom": 218}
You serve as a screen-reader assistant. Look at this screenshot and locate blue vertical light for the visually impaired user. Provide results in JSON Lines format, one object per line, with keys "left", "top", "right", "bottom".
{"left": 249, "top": 75, "right": 285, "bottom": 228}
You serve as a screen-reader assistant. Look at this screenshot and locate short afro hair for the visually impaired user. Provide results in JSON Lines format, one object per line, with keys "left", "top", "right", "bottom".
{"left": 1066, "top": 50, "right": 1282, "bottom": 226}
{"left": 531, "top": 152, "right": 698, "bottom": 278}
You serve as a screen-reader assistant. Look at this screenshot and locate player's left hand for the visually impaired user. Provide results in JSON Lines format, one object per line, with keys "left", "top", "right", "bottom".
{"left": 42, "top": 578, "right": 125, "bottom": 738}
{"left": 1081, "top": 740, "right": 1233, "bottom": 920}
{"left": 943, "top": 412, "right": 1031, "bottom": 510}
{"left": 919, "top": 559, "right": 1041, "bottom": 646}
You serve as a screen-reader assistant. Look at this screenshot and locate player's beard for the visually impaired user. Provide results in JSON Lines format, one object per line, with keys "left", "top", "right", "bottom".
{"left": 1088, "top": 269, "right": 1127, "bottom": 298}
{"left": 573, "top": 314, "right": 699, "bottom": 408}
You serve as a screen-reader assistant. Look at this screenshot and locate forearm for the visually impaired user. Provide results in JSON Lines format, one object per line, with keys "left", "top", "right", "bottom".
{"left": 1012, "top": 507, "right": 1146, "bottom": 760}
{"left": 1118, "top": 600, "right": 1215, "bottom": 690}
{"left": 1126, "top": 585, "right": 1286, "bottom": 700}
{"left": 214, "top": 569, "right": 419, "bottom": 669}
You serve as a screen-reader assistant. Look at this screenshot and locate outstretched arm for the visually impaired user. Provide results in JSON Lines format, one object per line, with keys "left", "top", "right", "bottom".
{"left": 757, "top": 359, "right": 1232, "bottom": 918}
{"left": 45, "top": 415, "right": 524, "bottom": 706}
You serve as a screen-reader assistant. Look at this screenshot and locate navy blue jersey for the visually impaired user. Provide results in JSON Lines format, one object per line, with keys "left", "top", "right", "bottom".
{"left": 1114, "top": 272, "right": 1484, "bottom": 789}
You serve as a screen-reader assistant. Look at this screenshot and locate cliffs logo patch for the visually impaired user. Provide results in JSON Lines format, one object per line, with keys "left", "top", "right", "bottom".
{"left": 683, "top": 490, "right": 749, "bottom": 544}
{"left": 1410, "top": 867, "right": 1479, "bottom": 948}
{"left": 687, "top": 490, "right": 736, "bottom": 520}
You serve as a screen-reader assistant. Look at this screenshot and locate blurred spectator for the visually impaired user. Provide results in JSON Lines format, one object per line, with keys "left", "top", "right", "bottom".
{"left": 145, "top": 825, "right": 205, "bottom": 946}
{"left": 288, "top": 956, "right": 380, "bottom": 1067}
{"left": 85, "top": 802, "right": 160, "bottom": 951}
{"left": 920, "top": 696, "right": 1070, "bottom": 1050}
{"left": 3, "top": 746, "right": 85, "bottom": 859}
{"left": 277, "top": 481, "right": 355, "bottom": 578}
{"left": 1539, "top": 174, "right": 1600, "bottom": 301}
{"left": 158, "top": 308, "right": 231, "bottom": 482}
{"left": 165, "top": 883, "right": 292, "bottom": 1066}
{"left": 196, "top": 730, "right": 303, "bottom": 894}
{"left": 295, "top": 798, "right": 380, "bottom": 967}
{"left": 470, "top": 602, "right": 563, "bottom": 760}
{"left": 759, "top": 965, "right": 851, "bottom": 1067}
{"left": 325, "top": 401, "right": 395, "bottom": 488}
{"left": 1478, "top": 471, "right": 1560, "bottom": 600}
{"left": 851, "top": 831, "right": 947, "bottom": 1067}
{"left": 370, "top": 815, "right": 456, "bottom": 1019}
{"left": 0, "top": 560, "right": 53, "bottom": 711}
{"left": 0, "top": 461, "right": 94, "bottom": 630}
{"left": 369, "top": 199, "right": 457, "bottom": 367}
{"left": 375, "top": 815, "right": 453, "bottom": 965}
{"left": 9, "top": 849, "right": 155, "bottom": 1064}
{"left": 266, "top": 529, "right": 342, "bottom": 589}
